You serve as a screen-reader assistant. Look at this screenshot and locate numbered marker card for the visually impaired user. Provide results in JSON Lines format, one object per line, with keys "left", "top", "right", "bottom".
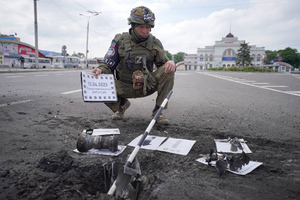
{"left": 81, "top": 72, "right": 117, "bottom": 102}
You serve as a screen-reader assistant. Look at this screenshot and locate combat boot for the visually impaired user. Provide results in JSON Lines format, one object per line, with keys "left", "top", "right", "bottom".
{"left": 112, "top": 100, "right": 131, "bottom": 120}
{"left": 152, "top": 112, "right": 170, "bottom": 125}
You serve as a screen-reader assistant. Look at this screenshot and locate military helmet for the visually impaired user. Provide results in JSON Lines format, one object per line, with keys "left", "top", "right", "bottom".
{"left": 128, "top": 6, "right": 155, "bottom": 28}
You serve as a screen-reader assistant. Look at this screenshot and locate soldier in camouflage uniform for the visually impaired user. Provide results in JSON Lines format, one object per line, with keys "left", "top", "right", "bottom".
{"left": 92, "top": 6, "right": 175, "bottom": 125}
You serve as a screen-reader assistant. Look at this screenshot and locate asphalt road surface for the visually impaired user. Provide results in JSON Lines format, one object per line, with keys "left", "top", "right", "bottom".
{"left": 0, "top": 69, "right": 299, "bottom": 200}
{"left": 1, "top": 70, "right": 299, "bottom": 141}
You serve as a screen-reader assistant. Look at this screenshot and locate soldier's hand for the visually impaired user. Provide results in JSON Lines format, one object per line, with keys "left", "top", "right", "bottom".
{"left": 164, "top": 61, "right": 176, "bottom": 73}
{"left": 143, "top": 72, "right": 157, "bottom": 95}
{"left": 92, "top": 68, "right": 102, "bottom": 77}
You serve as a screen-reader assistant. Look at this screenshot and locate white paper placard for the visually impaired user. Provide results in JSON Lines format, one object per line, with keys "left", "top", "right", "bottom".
{"left": 128, "top": 135, "right": 167, "bottom": 150}
{"left": 81, "top": 72, "right": 117, "bottom": 102}
{"left": 214, "top": 139, "right": 252, "bottom": 154}
{"left": 84, "top": 128, "right": 120, "bottom": 136}
{"left": 73, "top": 145, "right": 126, "bottom": 156}
{"left": 157, "top": 138, "right": 196, "bottom": 156}
{"left": 196, "top": 156, "right": 263, "bottom": 175}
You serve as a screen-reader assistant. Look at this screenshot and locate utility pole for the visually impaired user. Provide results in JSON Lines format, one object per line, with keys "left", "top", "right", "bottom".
{"left": 33, "top": 0, "right": 39, "bottom": 69}
{"left": 79, "top": 11, "right": 100, "bottom": 69}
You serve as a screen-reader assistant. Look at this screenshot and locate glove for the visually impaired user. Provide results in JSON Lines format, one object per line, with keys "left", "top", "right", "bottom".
{"left": 143, "top": 67, "right": 157, "bottom": 95}
{"left": 142, "top": 56, "right": 157, "bottom": 95}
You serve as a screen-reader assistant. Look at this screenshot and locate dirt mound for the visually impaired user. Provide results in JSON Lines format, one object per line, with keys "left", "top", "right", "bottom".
{"left": 37, "top": 150, "right": 74, "bottom": 174}
{"left": 0, "top": 116, "right": 299, "bottom": 200}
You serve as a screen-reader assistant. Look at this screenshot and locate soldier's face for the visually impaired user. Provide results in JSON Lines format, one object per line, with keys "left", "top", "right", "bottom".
{"left": 135, "top": 24, "right": 151, "bottom": 38}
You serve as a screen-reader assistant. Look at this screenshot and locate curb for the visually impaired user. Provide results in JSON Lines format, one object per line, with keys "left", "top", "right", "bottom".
{"left": 0, "top": 68, "right": 82, "bottom": 74}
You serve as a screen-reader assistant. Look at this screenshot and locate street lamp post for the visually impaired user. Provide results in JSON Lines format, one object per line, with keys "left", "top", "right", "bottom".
{"left": 33, "top": 0, "right": 39, "bottom": 69}
{"left": 79, "top": 11, "right": 100, "bottom": 69}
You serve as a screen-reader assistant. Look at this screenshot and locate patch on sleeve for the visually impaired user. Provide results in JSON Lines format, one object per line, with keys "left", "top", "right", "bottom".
{"left": 106, "top": 42, "right": 116, "bottom": 57}
{"left": 102, "top": 58, "right": 116, "bottom": 67}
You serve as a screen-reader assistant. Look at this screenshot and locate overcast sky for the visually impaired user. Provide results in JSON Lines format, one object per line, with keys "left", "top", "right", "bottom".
{"left": 1, "top": 0, "right": 299, "bottom": 58}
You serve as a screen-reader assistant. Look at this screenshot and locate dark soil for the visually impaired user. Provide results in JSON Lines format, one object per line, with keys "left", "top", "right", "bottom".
{"left": 0, "top": 114, "right": 299, "bottom": 200}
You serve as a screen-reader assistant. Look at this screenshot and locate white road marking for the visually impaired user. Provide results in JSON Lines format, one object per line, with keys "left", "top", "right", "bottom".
{"left": 261, "top": 85, "right": 288, "bottom": 88}
{"left": 61, "top": 89, "right": 82, "bottom": 95}
{"left": 286, "top": 91, "right": 300, "bottom": 94}
{"left": 35, "top": 75, "right": 48, "bottom": 77}
{"left": 0, "top": 99, "right": 34, "bottom": 108}
{"left": 198, "top": 72, "right": 300, "bottom": 97}
{"left": 231, "top": 78, "right": 246, "bottom": 81}
{"left": 239, "top": 80, "right": 257, "bottom": 83}
{"left": 291, "top": 74, "right": 300, "bottom": 80}
{"left": 251, "top": 83, "right": 270, "bottom": 85}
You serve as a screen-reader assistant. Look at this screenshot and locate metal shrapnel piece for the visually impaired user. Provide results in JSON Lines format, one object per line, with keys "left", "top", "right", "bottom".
{"left": 76, "top": 132, "right": 118, "bottom": 152}
{"left": 230, "top": 137, "right": 243, "bottom": 151}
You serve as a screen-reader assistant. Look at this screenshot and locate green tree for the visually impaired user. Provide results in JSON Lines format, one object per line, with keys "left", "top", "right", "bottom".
{"left": 72, "top": 52, "right": 85, "bottom": 58}
{"left": 235, "top": 42, "right": 252, "bottom": 67}
{"left": 165, "top": 50, "right": 172, "bottom": 60}
{"left": 77, "top": 52, "right": 85, "bottom": 58}
{"left": 264, "top": 50, "right": 278, "bottom": 64}
{"left": 278, "top": 47, "right": 300, "bottom": 68}
{"left": 174, "top": 52, "right": 185, "bottom": 64}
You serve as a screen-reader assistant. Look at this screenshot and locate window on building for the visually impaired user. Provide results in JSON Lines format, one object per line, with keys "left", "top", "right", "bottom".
{"left": 223, "top": 49, "right": 236, "bottom": 57}
{"left": 205, "top": 54, "right": 208, "bottom": 61}
{"left": 222, "top": 49, "right": 236, "bottom": 61}
{"left": 209, "top": 54, "right": 214, "bottom": 61}
{"left": 257, "top": 54, "right": 261, "bottom": 61}
{"left": 199, "top": 54, "right": 203, "bottom": 61}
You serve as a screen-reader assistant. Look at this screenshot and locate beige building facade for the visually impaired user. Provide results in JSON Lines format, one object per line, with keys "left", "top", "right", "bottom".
{"left": 184, "top": 32, "right": 265, "bottom": 70}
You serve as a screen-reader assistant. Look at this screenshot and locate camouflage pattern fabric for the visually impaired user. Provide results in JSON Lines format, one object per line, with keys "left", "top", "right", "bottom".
{"left": 105, "top": 65, "right": 174, "bottom": 112}
{"left": 98, "top": 32, "right": 174, "bottom": 113}
{"left": 128, "top": 6, "right": 155, "bottom": 28}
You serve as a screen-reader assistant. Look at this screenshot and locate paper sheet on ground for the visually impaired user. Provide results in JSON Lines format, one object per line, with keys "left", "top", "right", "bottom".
{"left": 83, "top": 128, "right": 120, "bottom": 136}
{"left": 214, "top": 138, "right": 252, "bottom": 153}
{"left": 128, "top": 135, "right": 167, "bottom": 150}
{"left": 196, "top": 156, "right": 263, "bottom": 175}
{"left": 157, "top": 138, "right": 196, "bottom": 156}
{"left": 73, "top": 145, "right": 126, "bottom": 156}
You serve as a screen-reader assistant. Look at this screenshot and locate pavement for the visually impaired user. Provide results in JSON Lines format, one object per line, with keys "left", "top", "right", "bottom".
{"left": 0, "top": 66, "right": 83, "bottom": 73}
{"left": 291, "top": 71, "right": 300, "bottom": 74}
{"left": 1, "top": 66, "right": 299, "bottom": 74}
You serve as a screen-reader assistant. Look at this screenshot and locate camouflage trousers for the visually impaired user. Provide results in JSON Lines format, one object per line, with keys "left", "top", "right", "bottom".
{"left": 105, "top": 65, "right": 175, "bottom": 112}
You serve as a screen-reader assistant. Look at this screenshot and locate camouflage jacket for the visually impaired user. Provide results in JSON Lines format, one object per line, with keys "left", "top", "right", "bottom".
{"left": 98, "top": 32, "right": 169, "bottom": 83}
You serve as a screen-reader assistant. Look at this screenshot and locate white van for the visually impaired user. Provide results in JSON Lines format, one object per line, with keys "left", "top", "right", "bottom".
{"left": 65, "top": 56, "right": 80, "bottom": 68}
{"left": 23, "top": 58, "right": 35, "bottom": 69}
{"left": 87, "top": 58, "right": 98, "bottom": 69}
{"left": 51, "top": 56, "right": 65, "bottom": 68}
{"left": 79, "top": 58, "right": 98, "bottom": 69}
{"left": 52, "top": 56, "right": 80, "bottom": 68}
{"left": 23, "top": 58, "right": 51, "bottom": 69}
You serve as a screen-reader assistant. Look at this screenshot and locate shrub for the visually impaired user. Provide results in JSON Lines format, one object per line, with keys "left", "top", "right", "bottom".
{"left": 205, "top": 66, "right": 277, "bottom": 72}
